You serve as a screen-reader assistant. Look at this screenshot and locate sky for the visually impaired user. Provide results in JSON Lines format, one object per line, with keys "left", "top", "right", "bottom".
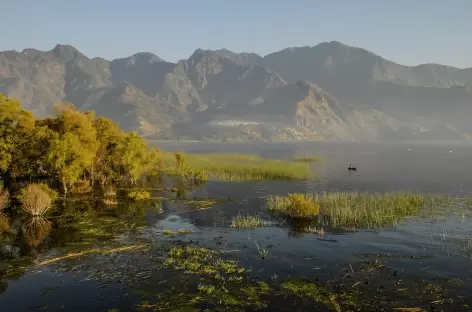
{"left": 2, "top": 0, "right": 472, "bottom": 68}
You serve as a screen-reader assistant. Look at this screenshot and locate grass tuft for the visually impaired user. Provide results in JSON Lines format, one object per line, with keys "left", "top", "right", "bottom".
{"left": 231, "top": 215, "right": 266, "bottom": 229}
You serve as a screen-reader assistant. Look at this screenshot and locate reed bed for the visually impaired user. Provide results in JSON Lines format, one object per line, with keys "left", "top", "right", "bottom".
{"left": 293, "top": 155, "right": 324, "bottom": 163}
{"left": 163, "top": 152, "right": 312, "bottom": 181}
{"left": 231, "top": 215, "right": 266, "bottom": 229}
{"left": 266, "top": 192, "right": 428, "bottom": 229}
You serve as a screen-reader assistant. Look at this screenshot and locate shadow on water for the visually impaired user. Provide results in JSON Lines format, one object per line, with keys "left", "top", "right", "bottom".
{"left": 2, "top": 142, "right": 472, "bottom": 310}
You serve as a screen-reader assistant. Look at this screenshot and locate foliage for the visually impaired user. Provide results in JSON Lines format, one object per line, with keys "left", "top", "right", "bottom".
{"left": 128, "top": 190, "right": 151, "bottom": 201}
{"left": 18, "top": 184, "right": 57, "bottom": 216}
{"left": 0, "top": 186, "right": 9, "bottom": 212}
{"left": 0, "top": 94, "right": 35, "bottom": 176}
{"left": 70, "top": 179, "right": 93, "bottom": 195}
{"left": 0, "top": 93, "right": 164, "bottom": 192}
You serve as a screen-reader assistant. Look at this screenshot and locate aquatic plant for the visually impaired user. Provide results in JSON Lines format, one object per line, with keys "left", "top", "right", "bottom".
{"left": 128, "top": 190, "right": 151, "bottom": 201}
{"left": 36, "top": 244, "right": 149, "bottom": 267}
{"left": 281, "top": 279, "right": 343, "bottom": 312}
{"left": 163, "top": 152, "right": 312, "bottom": 181}
{"left": 164, "top": 246, "right": 245, "bottom": 281}
{"left": 162, "top": 229, "right": 175, "bottom": 236}
{"left": 176, "top": 228, "right": 193, "bottom": 235}
{"left": 231, "top": 214, "right": 265, "bottom": 229}
{"left": 267, "top": 192, "right": 427, "bottom": 228}
{"left": 184, "top": 198, "right": 221, "bottom": 210}
{"left": 293, "top": 155, "right": 324, "bottom": 162}
{"left": 18, "top": 184, "right": 57, "bottom": 216}
{"left": 254, "top": 241, "right": 272, "bottom": 259}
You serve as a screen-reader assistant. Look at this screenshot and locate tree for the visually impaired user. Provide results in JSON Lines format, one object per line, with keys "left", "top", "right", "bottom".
{"left": 116, "top": 132, "right": 148, "bottom": 184}
{"left": 0, "top": 93, "right": 35, "bottom": 176}
{"left": 93, "top": 117, "right": 123, "bottom": 186}
{"left": 46, "top": 132, "right": 93, "bottom": 195}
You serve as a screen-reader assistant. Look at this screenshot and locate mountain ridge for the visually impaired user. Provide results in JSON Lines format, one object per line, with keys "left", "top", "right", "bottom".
{"left": 1, "top": 41, "right": 471, "bottom": 141}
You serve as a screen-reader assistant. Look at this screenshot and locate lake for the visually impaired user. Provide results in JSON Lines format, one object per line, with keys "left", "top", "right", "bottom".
{"left": 1, "top": 141, "right": 472, "bottom": 311}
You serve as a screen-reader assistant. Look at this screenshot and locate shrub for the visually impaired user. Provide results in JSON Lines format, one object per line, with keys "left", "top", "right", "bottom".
{"left": 128, "top": 190, "right": 151, "bottom": 201}
{"left": 175, "top": 152, "right": 190, "bottom": 176}
{"left": 190, "top": 169, "right": 208, "bottom": 184}
{"left": 18, "top": 184, "right": 57, "bottom": 216}
{"left": 286, "top": 193, "right": 320, "bottom": 218}
{"left": 71, "top": 179, "right": 92, "bottom": 194}
{"left": 102, "top": 187, "right": 118, "bottom": 205}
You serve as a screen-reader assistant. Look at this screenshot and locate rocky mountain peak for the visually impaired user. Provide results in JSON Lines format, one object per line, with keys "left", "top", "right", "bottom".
{"left": 50, "top": 44, "right": 86, "bottom": 62}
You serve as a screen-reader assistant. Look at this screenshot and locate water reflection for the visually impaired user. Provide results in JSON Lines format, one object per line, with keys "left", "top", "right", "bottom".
{"left": 22, "top": 216, "right": 52, "bottom": 248}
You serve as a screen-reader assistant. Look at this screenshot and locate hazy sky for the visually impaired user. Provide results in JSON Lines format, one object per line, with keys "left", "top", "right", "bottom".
{"left": 2, "top": 0, "right": 471, "bottom": 67}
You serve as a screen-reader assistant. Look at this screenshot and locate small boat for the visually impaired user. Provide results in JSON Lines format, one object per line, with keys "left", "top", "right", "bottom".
{"left": 348, "top": 164, "right": 357, "bottom": 171}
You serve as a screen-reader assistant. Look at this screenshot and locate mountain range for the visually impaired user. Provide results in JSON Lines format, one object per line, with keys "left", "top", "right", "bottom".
{"left": 1, "top": 41, "right": 472, "bottom": 141}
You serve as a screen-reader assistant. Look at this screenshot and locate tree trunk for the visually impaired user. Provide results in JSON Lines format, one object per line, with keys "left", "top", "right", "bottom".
{"left": 62, "top": 178, "right": 68, "bottom": 197}
{"left": 90, "top": 165, "right": 95, "bottom": 196}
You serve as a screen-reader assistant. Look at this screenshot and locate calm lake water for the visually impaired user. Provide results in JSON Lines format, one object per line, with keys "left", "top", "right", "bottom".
{"left": 2, "top": 141, "right": 472, "bottom": 311}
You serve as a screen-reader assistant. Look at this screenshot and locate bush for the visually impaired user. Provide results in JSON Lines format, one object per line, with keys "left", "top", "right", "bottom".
{"left": 71, "top": 179, "right": 92, "bottom": 194}
{"left": 128, "top": 190, "right": 151, "bottom": 201}
{"left": 286, "top": 193, "right": 320, "bottom": 218}
{"left": 18, "top": 184, "right": 57, "bottom": 216}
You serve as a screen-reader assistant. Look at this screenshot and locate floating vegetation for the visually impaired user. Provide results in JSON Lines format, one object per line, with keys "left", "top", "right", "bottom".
{"left": 62, "top": 212, "right": 144, "bottom": 244}
{"left": 18, "top": 184, "right": 57, "bottom": 216}
{"left": 164, "top": 246, "right": 245, "bottom": 281}
{"left": 161, "top": 228, "right": 193, "bottom": 236}
{"left": 184, "top": 198, "right": 221, "bottom": 210}
{"left": 267, "top": 192, "right": 428, "bottom": 228}
{"left": 36, "top": 244, "right": 150, "bottom": 267}
{"left": 163, "top": 153, "right": 312, "bottom": 180}
{"left": 293, "top": 155, "right": 324, "bottom": 162}
{"left": 176, "top": 228, "right": 193, "bottom": 235}
{"left": 231, "top": 215, "right": 265, "bottom": 229}
{"left": 128, "top": 190, "right": 151, "bottom": 201}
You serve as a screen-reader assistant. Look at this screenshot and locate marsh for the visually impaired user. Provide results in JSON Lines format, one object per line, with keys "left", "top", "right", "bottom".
{"left": 2, "top": 141, "right": 472, "bottom": 311}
